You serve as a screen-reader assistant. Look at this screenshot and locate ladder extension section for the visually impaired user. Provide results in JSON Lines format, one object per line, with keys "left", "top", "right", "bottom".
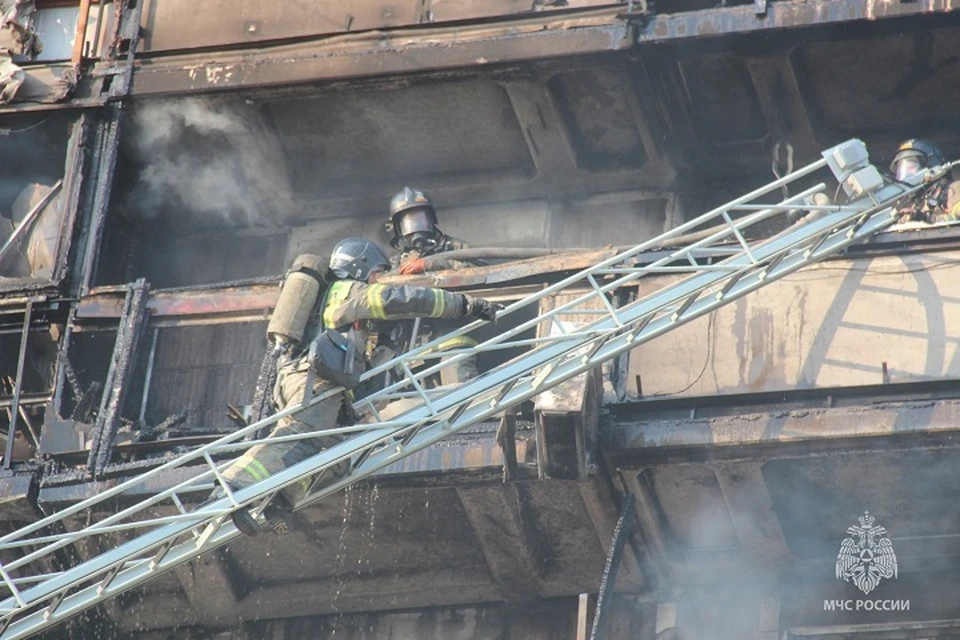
{"left": 0, "top": 140, "right": 941, "bottom": 639}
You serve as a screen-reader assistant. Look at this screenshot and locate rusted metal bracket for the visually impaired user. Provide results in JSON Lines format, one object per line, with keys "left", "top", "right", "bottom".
{"left": 86, "top": 279, "right": 150, "bottom": 477}
{"left": 534, "top": 366, "right": 602, "bottom": 480}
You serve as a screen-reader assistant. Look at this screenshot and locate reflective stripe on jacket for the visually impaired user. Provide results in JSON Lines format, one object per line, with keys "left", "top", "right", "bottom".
{"left": 321, "top": 280, "right": 467, "bottom": 331}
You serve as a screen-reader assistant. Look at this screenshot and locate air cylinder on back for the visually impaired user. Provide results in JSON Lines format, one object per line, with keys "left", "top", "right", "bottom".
{"left": 267, "top": 254, "right": 328, "bottom": 348}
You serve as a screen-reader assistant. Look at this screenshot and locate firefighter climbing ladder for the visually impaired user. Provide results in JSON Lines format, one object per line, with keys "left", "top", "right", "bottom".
{"left": 0, "top": 140, "right": 945, "bottom": 639}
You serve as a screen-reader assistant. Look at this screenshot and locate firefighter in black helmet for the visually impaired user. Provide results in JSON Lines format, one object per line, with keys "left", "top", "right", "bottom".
{"left": 387, "top": 187, "right": 477, "bottom": 274}
{"left": 386, "top": 187, "right": 487, "bottom": 386}
{"left": 889, "top": 139, "right": 960, "bottom": 223}
{"left": 221, "top": 238, "right": 502, "bottom": 536}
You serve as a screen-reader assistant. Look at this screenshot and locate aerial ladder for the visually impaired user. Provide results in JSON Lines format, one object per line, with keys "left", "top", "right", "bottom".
{"left": 0, "top": 140, "right": 949, "bottom": 639}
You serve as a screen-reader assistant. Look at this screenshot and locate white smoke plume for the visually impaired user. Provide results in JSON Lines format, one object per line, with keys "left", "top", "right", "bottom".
{"left": 125, "top": 98, "right": 292, "bottom": 227}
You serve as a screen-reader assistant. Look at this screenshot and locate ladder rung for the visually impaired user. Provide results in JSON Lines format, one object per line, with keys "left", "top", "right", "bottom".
{"left": 716, "top": 271, "right": 744, "bottom": 300}
{"left": 582, "top": 334, "right": 612, "bottom": 365}
{"left": 493, "top": 379, "right": 518, "bottom": 405}
{"left": 758, "top": 251, "right": 788, "bottom": 282}
{"left": 96, "top": 564, "right": 124, "bottom": 596}
{"left": 352, "top": 445, "right": 377, "bottom": 470}
{"left": 671, "top": 292, "right": 700, "bottom": 322}
{"left": 196, "top": 517, "right": 225, "bottom": 549}
{"left": 803, "top": 230, "right": 832, "bottom": 258}
{"left": 149, "top": 540, "right": 175, "bottom": 570}
{"left": 445, "top": 401, "right": 471, "bottom": 429}
{"left": 42, "top": 590, "right": 67, "bottom": 621}
{"left": 532, "top": 363, "right": 557, "bottom": 390}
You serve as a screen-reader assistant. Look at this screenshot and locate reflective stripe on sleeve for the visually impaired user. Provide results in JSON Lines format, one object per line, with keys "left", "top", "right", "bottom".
{"left": 323, "top": 281, "right": 352, "bottom": 328}
{"left": 431, "top": 289, "right": 445, "bottom": 317}
{"left": 366, "top": 284, "right": 387, "bottom": 319}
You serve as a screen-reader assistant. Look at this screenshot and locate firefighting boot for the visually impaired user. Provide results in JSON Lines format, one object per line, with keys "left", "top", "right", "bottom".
{"left": 231, "top": 507, "right": 265, "bottom": 537}
{"left": 260, "top": 492, "right": 298, "bottom": 535}
{"left": 261, "top": 504, "right": 296, "bottom": 535}
{"left": 231, "top": 497, "right": 296, "bottom": 537}
{"left": 207, "top": 484, "right": 265, "bottom": 537}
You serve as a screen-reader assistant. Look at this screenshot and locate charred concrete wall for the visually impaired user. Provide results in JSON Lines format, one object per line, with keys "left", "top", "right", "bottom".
{"left": 629, "top": 248, "right": 960, "bottom": 399}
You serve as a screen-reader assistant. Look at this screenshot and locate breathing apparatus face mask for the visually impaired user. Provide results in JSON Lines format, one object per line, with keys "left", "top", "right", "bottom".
{"left": 894, "top": 156, "right": 924, "bottom": 182}
{"left": 397, "top": 209, "right": 438, "bottom": 252}
{"left": 407, "top": 232, "right": 438, "bottom": 253}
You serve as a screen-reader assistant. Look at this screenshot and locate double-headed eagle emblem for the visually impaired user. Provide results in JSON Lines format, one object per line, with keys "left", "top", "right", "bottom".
{"left": 835, "top": 511, "right": 898, "bottom": 595}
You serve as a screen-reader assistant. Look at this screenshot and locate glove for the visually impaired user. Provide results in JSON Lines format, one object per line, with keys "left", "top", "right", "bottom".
{"left": 399, "top": 258, "right": 426, "bottom": 275}
{"left": 463, "top": 295, "right": 503, "bottom": 321}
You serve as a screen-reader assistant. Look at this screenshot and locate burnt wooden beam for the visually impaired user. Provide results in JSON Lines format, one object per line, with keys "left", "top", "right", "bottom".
{"left": 75, "top": 281, "right": 280, "bottom": 325}
{"left": 86, "top": 279, "right": 150, "bottom": 477}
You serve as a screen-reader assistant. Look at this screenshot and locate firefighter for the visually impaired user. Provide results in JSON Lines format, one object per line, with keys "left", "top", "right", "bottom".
{"left": 387, "top": 186, "right": 477, "bottom": 275}
{"left": 890, "top": 139, "right": 960, "bottom": 224}
{"left": 387, "top": 187, "right": 488, "bottom": 386}
{"left": 221, "top": 238, "right": 502, "bottom": 536}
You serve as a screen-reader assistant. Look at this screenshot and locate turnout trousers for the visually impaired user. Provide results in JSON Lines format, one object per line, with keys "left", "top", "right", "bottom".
{"left": 222, "top": 355, "right": 351, "bottom": 507}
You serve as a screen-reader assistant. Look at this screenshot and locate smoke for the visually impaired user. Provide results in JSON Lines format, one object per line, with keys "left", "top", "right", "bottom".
{"left": 125, "top": 98, "right": 292, "bottom": 227}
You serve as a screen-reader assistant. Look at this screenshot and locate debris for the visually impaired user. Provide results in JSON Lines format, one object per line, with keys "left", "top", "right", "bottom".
{"left": 10, "top": 182, "right": 65, "bottom": 278}
{"left": 0, "top": 51, "right": 22, "bottom": 102}
{"left": 135, "top": 412, "right": 186, "bottom": 443}
{"left": 0, "top": 0, "right": 39, "bottom": 58}
{"left": 0, "top": 0, "right": 40, "bottom": 104}
{"left": 226, "top": 404, "right": 248, "bottom": 429}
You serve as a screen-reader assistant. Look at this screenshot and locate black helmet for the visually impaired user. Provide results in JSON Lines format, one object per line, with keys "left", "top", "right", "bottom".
{"left": 329, "top": 237, "right": 391, "bottom": 282}
{"left": 890, "top": 139, "right": 946, "bottom": 180}
{"left": 387, "top": 187, "right": 438, "bottom": 249}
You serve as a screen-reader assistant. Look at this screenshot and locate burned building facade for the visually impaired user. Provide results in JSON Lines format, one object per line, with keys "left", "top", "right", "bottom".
{"left": 0, "top": 1, "right": 958, "bottom": 639}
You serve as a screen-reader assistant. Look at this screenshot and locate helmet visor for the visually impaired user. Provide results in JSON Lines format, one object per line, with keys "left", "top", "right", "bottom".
{"left": 894, "top": 156, "right": 923, "bottom": 181}
{"left": 397, "top": 209, "right": 434, "bottom": 237}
